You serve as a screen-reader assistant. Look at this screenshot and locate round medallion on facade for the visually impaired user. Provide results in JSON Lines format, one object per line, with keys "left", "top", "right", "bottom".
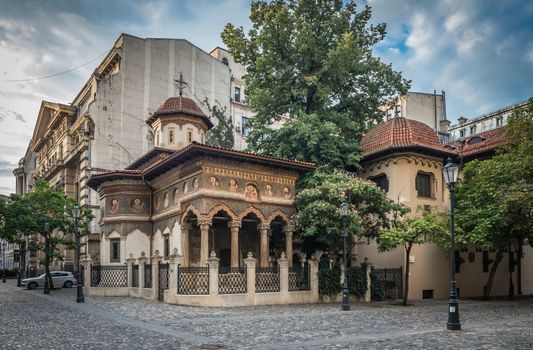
{"left": 208, "top": 176, "right": 219, "bottom": 189}
{"left": 283, "top": 187, "right": 292, "bottom": 199}
{"left": 244, "top": 184, "right": 260, "bottom": 202}
{"left": 131, "top": 198, "right": 144, "bottom": 213}
{"left": 264, "top": 184, "right": 273, "bottom": 197}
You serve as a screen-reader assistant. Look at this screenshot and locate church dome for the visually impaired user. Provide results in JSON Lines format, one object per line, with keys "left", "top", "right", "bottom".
{"left": 146, "top": 96, "right": 213, "bottom": 129}
{"left": 360, "top": 117, "right": 451, "bottom": 158}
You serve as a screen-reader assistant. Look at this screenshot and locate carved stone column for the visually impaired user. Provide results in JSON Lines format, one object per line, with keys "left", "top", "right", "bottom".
{"left": 244, "top": 252, "right": 256, "bottom": 305}
{"left": 181, "top": 223, "right": 191, "bottom": 267}
{"left": 198, "top": 218, "right": 212, "bottom": 267}
{"left": 258, "top": 223, "right": 270, "bottom": 268}
{"left": 126, "top": 254, "right": 136, "bottom": 288}
{"left": 228, "top": 220, "right": 241, "bottom": 268}
{"left": 284, "top": 224, "right": 294, "bottom": 267}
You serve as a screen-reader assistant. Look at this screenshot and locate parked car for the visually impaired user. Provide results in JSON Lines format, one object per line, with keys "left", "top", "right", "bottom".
{"left": 21, "top": 271, "right": 75, "bottom": 290}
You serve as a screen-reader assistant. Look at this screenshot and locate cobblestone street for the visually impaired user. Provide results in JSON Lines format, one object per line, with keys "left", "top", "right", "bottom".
{"left": 1, "top": 280, "right": 532, "bottom": 349}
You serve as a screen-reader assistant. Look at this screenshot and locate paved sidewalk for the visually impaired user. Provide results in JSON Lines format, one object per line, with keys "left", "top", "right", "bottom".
{"left": 1, "top": 279, "right": 532, "bottom": 349}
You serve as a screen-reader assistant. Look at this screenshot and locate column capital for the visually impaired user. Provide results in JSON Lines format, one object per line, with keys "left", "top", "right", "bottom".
{"left": 244, "top": 252, "right": 256, "bottom": 267}
{"left": 258, "top": 223, "right": 270, "bottom": 232}
{"left": 228, "top": 220, "right": 242, "bottom": 229}
{"left": 126, "top": 253, "right": 136, "bottom": 264}
{"left": 198, "top": 217, "right": 212, "bottom": 227}
{"left": 283, "top": 224, "right": 295, "bottom": 234}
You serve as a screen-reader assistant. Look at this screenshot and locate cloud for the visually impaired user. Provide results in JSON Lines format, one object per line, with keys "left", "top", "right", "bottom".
{"left": 0, "top": 159, "right": 17, "bottom": 177}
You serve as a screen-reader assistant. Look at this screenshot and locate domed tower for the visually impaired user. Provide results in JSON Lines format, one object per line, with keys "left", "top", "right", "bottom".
{"left": 146, "top": 74, "right": 213, "bottom": 150}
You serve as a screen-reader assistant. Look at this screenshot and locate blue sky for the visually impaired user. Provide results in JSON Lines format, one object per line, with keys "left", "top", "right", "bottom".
{"left": 0, "top": 0, "right": 532, "bottom": 194}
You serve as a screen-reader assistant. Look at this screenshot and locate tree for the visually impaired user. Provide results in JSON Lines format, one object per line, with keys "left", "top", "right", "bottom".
{"left": 222, "top": 0, "right": 409, "bottom": 169}
{"left": 455, "top": 98, "right": 533, "bottom": 299}
{"left": 378, "top": 209, "right": 448, "bottom": 306}
{"left": 204, "top": 98, "right": 235, "bottom": 149}
{"left": 295, "top": 168, "right": 402, "bottom": 254}
{"left": 0, "top": 180, "right": 93, "bottom": 291}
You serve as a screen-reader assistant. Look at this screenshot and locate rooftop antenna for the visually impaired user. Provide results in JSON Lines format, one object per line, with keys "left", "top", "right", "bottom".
{"left": 174, "top": 72, "right": 189, "bottom": 96}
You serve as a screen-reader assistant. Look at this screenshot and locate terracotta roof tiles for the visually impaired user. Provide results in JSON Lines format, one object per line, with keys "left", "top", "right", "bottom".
{"left": 146, "top": 96, "right": 214, "bottom": 128}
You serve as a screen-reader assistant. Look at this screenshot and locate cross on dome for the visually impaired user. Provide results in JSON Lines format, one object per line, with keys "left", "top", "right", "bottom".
{"left": 174, "top": 72, "right": 189, "bottom": 97}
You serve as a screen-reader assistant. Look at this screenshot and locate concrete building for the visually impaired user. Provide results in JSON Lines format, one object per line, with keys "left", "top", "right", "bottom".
{"left": 13, "top": 34, "right": 236, "bottom": 270}
{"left": 448, "top": 99, "right": 529, "bottom": 141}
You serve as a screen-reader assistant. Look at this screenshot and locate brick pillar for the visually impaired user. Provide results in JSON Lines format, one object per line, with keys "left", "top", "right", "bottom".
{"left": 207, "top": 251, "right": 220, "bottom": 297}
{"left": 244, "top": 252, "right": 256, "bottom": 305}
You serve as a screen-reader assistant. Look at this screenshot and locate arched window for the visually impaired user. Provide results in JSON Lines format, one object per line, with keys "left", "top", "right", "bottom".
{"left": 369, "top": 173, "right": 389, "bottom": 192}
{"left": 221, "top": 57, "right": 229, "bottom": 65}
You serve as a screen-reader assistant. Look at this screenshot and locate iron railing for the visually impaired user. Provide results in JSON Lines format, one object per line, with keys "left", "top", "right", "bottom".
{"left": 177, "top": 266, "right": 209, "bottom": 295}
{"left": 90, "top": 265, "right": 127, "bottom": 287}
{"left": 255, "top": 267, "right": 280, "bottom": 293}
{"left": 144, "top": 264, "right": 152, "bottom": 288}
{"left": 372, "top": 267, "right": 403, "bottom": 300}
{"left": 218, "top": 267, "right": 247, "bottom": 294}
{"left": 131, "top": 265, "right": 139, "bottom": 288}
{"left": 158, "top": 263, "right": 170, "bottom": 300}
{"left": 288, "top": 266, "right": 310, "bottom": 291}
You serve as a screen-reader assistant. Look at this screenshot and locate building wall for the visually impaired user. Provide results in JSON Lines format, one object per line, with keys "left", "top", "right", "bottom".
{"left": 382, "top": 92, "right": 446, "bottom": 131}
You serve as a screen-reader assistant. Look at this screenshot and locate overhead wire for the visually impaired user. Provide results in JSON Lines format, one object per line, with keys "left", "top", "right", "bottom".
{"left": 1, "top": 50, "right": 109, "bottom": 83}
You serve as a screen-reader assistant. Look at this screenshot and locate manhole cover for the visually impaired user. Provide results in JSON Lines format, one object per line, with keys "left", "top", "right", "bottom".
{"left": 199, "top": 344, "right": 224, "bottom": 349}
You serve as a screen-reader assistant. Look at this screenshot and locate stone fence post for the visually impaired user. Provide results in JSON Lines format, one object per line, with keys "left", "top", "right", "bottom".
{"left": 278, "top": 252, "right": 289, "bottom": 303}
{"left": 168, "top": 248, "right": 182, "bottom": 295}
{"left": 138, "top": 252, "right": 148, "bottom": 291}
{"left": 308, "top": 255, "right": 319, "bottom": 301}
{"left": 126, "top": 254, "right": 136, "bottom": 288}
{"left": 207, "top": 251, "right": 220, "bottom": 297}
{"left": 82, "top": 254, "right": 93, "bottom": 289}
{"left": 244, "top": 252, "right": 256, "bottom": 305}
{"left": 152, "top": 250, "right": 162, "bottom": 299}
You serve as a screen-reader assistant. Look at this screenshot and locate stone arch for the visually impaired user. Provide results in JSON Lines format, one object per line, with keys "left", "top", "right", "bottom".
{"left": 180, "top": 204, "right": 201, "bottom": 224}
{"left": 207, "top": 203, "right": 238, "bottom": 222}
{"left": 238, "top": 206, "right": 266, "bottom": 222}
{"left": 267, "top": 209, "right": 291, "bottom": 226}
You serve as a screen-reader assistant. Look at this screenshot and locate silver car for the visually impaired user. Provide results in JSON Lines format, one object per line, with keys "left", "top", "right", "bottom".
{"left": 21, "top": 271, "right": 75, "bottom": 289}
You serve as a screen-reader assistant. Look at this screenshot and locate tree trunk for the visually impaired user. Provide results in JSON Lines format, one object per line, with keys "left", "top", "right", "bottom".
{"left": 517, "top": 237, "right": 523, "bottom": 295}
{"left": 484, "top": 248, "right": 503, "bottom": 299}
{"left": 508, "top": 239, "right": 514, "bottom": 300}
{"left": 403, "top": 244, "right": 411, "bottom": 306}
{"left": 44, "top": 239, "right": 55, "bottom": 290}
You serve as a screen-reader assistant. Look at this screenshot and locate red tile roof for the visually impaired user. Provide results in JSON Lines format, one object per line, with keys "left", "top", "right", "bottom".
{"left": 448, "top": 126, "right": 506, "bottom": 157}
{"left": 146, "top": 96, "right": 214, "bottom": 128}
{"left": 360, "top": 117, "right": 452, "bottom": 158}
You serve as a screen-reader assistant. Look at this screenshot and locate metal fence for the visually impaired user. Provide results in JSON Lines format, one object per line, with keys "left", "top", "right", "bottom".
{"left": 177, "top": 266, "right": 209, "bottom": 295}
{"left": 372, "top": 267, "right": 403, "bottom": 300}
{"left": 255, "top": 267, "right": 280, "bottom": 293}
{"left": 158, "top": 263, "right": 170, "bottom": 301}
{"left": 90, "top": 265, "right": 127, "bottom": 287}
{"left": 144, "top": 264, "right": 152, "bottom": 289}
{"left": 288, "top": 266, "right": 310, "bottom": 291}
{"left": 218, "top": 267, "right": 247, "bottom": 294}
{"left": 131, "top": 265, "right": 139, "bottom": 288}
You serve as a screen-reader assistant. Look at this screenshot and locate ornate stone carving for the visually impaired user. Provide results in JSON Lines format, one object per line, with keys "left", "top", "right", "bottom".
{"left": 130, "top": 198, "right": 144, "bottom": 213}
{"left": 208, "top": 176, "right": 219, "bottom": 188}
{"left": 244, "top": 184, "right": 259, "bottom": 202}
{"left": 109, "top": 199, "right": 119, "bottom": 214}
{"left": 283, "top": 187, "right": 292, "bottom": 199}
{"left": 228, "top": 178, "right": 238, "bottom": 192}
{"left": 264, "top": 184, "right": 273, "bottom": 197}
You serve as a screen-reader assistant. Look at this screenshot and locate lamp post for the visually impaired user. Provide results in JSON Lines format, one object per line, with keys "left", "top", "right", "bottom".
{"left": 72, "top": 205, "right": 84, "bottom": 303}
{"left": 43, "top": 220, "right": 50, "bottom": 294}
{"left": 1, "top": 241, "right": 6, "bottom": 283}
{"left": 442, "top": 157, "right": 461, "bottom": 331}
{"left": 340, "top": 202, "right": 350, "bottom": 311}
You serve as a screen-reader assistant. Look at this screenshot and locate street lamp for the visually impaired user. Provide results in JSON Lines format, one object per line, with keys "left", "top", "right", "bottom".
{"left": 43, "top": 220, "right": 50, "bottom": 294}
{"left": 72, "top": 205, "right": 84, "bottom": 303}
{"left": 340, "top": 202, "right": 350, "bottom": 311}
{"left": 443, "top": 157, "right": 461, "bottom": 331}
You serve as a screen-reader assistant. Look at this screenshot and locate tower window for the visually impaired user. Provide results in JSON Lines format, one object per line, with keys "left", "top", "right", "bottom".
{"left": 234, "top": 87, "right": 241, "bottom": 103}
{"left": 221, "top": 57, "right": 229, "bottom": 65}
{"left": 470, "top": 125, "right": 476, "bottom": 135}
{"left": 187, "top": 129, "right": 193, "bottom": 143}
{"left": 169, "top": 129, "right": 174, "bottom": 144}
{"left": 370, "top": 174, "right": 389, "bottom": 192}
{"left": 496, "top": 116, "right": 503, "bottom": 127}
{"left": 416, "top": 172, "right": 432, "bottom": 198}
{"left": 110, "top": 239, "right": 120, "bottom": 262}
{"left": 164, "top": 236, "right": 170, "bottom": 259}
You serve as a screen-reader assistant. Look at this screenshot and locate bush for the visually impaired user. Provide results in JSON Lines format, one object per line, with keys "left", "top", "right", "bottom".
{"left": 347, "top": 264, "right": 368, "bottom": 298}
{"left": 370, "top": 270, "right": 385, "bottom": 301}
{"left": 1, "top": 268, "right": 20, "bottom": 278}
{"left": 318, "top": 265, "right": 341, "bottom": 299}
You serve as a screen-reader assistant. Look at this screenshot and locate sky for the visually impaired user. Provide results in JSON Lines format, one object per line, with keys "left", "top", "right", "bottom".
{"left": 0, "top": 0, "right": 532, "bottom": 195}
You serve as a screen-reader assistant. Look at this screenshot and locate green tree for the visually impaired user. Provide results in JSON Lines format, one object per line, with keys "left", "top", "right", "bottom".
{"left": 0, "top": 180, "right": 93, "bottom": 290}
{"left": 378, "top": 209, "right": 448, "bottom": 306}
{"left": 204, "top": 98, "right": 235, "bottom": 149}
{"left": 222, "top": 0, "right": 409, "bottom": 168}
{"left": 456, "top": 98, "right": 533, "bottom": 299}
{"left": 295, "top": 168, "right": 402, "bottom": 254}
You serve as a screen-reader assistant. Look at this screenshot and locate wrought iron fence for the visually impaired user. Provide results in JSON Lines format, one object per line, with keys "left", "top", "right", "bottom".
{"left": 90, "top": 265, "right": 127, "bottom": 287}
{"left": 131, "top": 265, "right": 139, "bottom": 288}
{"left": 158, "top": 263, "right": 170, "bottom": 301}
{"left": 177, "top": 266, "right": 209, "bottom": 295}
{"left": 372, "top": 267, "right": 403, "bottom": 300}
{"left": 144, "top": 264, "right": 152, "bottom": 288}
{"left": 288, "top": 266, "right": 310, "bottom": 291}
{"left": 218, "top": 267, "right": 246, "bottom": 294}
{"left": 255, "top": 267, "right": 280, "bottom": 293}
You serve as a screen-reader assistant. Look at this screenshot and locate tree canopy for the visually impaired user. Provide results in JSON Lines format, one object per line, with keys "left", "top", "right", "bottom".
{"left": 204, "top": 98, "right": 235, "bottom": 149}
{"left": 222, "top": 0, "right": 409, "bottom": 169}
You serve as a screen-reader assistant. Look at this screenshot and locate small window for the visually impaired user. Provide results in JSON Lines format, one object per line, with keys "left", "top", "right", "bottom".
{"left": 241, "top": 116, "right": 250, "bottom": 137}
{"left": 496, "top": 116, "right": 503, "bottom": 127}
{"left": 169, "top": 129, "right": 174, "bottom": 144}
{"left": 164, "top": 236, "right": 170, "bottom": 259}
{"left": 415, "top": 172, "right": 432, "bottom": 198}
{"left": 370, "top": 174, "right": 389, "bottom": 192}
{"left": 234, "top": 87, "right": 241, "bottom": 103}
{"left": 110, "top": 238, "right": 120, "bottom": 262}
{"left": 469, "top": 125, "right": 476, "bottom": 135}
{"left": 221, "top": 57, "right": 229, "bottom": 65}
{"left": 459, "top": 129, "right": 465, "bottom": 138}
{"left": 422, "top": 289, "right": 434, "bottom": 299}
{"left": 187, "top": 129, "right": 193, "bottom": 143}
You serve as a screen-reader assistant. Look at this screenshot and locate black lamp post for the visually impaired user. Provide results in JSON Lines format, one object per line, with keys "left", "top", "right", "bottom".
{"left": 1, "top": 241, "right": 6, "bottom": 283}
{"left": 72, "top": 205, "right": 84, "bottom": 303}
{"left": 340, "top": 202, "right": 350, "bottom": 311}
{"left": 443, "top": 157, "right": 461, "bottom": 331}
{"left": 43, "top": 220, "right": 50, "bottom": 294}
